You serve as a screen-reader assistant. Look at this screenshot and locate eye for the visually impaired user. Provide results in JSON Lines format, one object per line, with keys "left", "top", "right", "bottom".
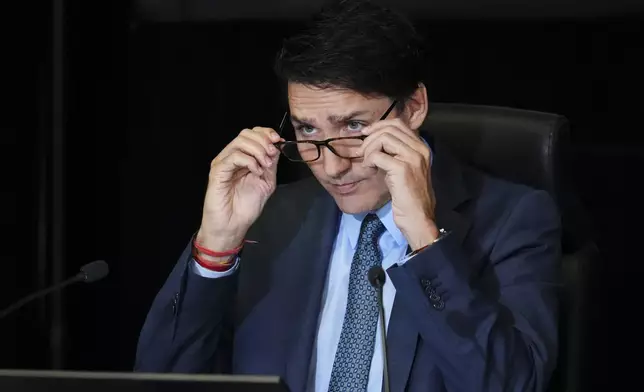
{"left": 296, "top": 125, "right": 317, "bottom": 136}
{"left": 346, "top": 121, "right": 365, "bottom": 132}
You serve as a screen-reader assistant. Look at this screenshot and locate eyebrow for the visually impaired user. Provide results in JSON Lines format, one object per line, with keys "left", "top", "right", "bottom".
{"left": 328, "top": 110, "right": 372, "bottom": 124}
{"left": 291, "top": 110, "right": 373, "bottom": 127}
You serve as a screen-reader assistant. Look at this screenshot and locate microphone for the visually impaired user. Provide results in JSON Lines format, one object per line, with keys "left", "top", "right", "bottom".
{"left": 0, "top": 260, "right": 109, "bottom": 319}
{"left": 368, "top": 265, "right": 390, "bottom": 392}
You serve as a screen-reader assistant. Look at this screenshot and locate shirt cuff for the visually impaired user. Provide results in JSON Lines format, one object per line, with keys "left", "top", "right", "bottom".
{"left": 190, "top": 257, "right": 240, "bottom": 278}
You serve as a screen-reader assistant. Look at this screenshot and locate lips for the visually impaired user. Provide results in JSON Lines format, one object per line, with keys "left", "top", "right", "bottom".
{"left": 332, "top": 180, "right": 361, "bottom": 195}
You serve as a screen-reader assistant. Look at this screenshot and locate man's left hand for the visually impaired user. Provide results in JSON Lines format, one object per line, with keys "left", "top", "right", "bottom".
{"left": 358, "top": 119, "right": 439, "bottom": 250}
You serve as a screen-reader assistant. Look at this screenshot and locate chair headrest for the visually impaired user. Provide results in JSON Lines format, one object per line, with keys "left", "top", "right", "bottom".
{"left": 422, "top": 103, "right": 570, "bottom": 204}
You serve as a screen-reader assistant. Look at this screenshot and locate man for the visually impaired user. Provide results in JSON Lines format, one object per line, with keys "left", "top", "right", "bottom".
{"left": 135, "top": 1, "right": 561, "bottom": 391}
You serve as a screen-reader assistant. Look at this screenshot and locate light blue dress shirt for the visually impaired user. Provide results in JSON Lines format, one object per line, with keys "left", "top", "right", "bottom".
{"left": 308, "top": 202, "right": 409, "bottom": 392}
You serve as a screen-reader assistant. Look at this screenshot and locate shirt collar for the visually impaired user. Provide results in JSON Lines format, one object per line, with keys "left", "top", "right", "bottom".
{"left": 342, "top": 200, "right": 406, "bottom": 250}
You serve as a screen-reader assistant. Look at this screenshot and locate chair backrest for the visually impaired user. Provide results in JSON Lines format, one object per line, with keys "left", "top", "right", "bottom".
{"left": 423, "top": 102, "right": 595, "bottom": 252}
{"left": 423, "top": 102, "right": 593, "bottom": 392}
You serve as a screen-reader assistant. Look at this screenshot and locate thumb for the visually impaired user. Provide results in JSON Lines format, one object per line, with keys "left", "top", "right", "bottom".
{"left": 266, "top": 153, "right": 280, "bottom": 181}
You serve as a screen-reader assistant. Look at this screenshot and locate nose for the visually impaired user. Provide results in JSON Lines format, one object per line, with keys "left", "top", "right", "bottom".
{"left": 321, "top": 147, "right": 351, "bottom": 179}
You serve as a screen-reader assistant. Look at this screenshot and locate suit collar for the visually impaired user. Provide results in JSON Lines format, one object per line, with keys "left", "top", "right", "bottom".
{"left": 424, "top": 132, "right": 470, "bottom": 211}
{"left": 425, "top": 133, "right": 472, "bottom": 243}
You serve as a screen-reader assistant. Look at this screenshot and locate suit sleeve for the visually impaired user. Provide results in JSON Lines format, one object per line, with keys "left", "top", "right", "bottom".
{"left": 387, "top": 190, "right": 561, "bottom": 391}
{"left": 134, "top": 243, "right": 237, "bottom": 373}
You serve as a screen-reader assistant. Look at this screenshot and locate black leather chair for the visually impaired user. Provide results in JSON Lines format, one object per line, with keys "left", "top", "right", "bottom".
{"left": 424, "top": 103, "right": 598, "bottom": 392}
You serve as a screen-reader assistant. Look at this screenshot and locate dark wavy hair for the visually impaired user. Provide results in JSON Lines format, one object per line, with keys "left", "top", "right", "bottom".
{"left": 273, "top": 0, "right": 427, "bottom": 105}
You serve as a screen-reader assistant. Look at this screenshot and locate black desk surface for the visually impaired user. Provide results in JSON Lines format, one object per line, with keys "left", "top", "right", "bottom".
{"left": 0, "top": 369, "right": 290, "bottom": 392}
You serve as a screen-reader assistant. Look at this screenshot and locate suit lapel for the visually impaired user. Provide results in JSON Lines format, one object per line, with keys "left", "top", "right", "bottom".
{"left": 281, "top": 190, "right": 339, "bottom": 392}
{"left": 387, "top": 137, "right": 473, "bottom": 391}
{"left": 387, "top": 294, "right": 420, "bottom": 392}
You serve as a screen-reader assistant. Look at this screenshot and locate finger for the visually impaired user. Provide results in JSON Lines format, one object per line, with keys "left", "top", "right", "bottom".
{"left": 242, "top": 128, "right": 281, "bottom": 157}
{"left": 267, "top": 142, "right": 281, "bottom": 169}
{"left": 253, "top": 126, "right": 282, "bottom": 145}
{"left": 231, "top": 134, "right": 276, "bottom": 168}
{"left": 222, "top": 151, "right": 264, "bottom": 177}
{"left": 264, "top": 150, "right": 280, "bottom": 181}
{"left": 360, "top": 132, "right": 411, "bottom": 160}
{"left": 362, "top": 150, "right": 405, "bottom": 173}
{"left": 363, "top": 119, "right": 423, "bottom": 146}
{"left": 362, "top": 125, "right": 424, "bottom": 151}
{"left": 358, "top": 130, "right": 428, "bottom": 166}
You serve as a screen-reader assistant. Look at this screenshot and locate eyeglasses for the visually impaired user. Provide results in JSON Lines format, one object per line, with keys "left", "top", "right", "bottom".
{"left": 274, "top": 100, "right": 398, "bottom": 163}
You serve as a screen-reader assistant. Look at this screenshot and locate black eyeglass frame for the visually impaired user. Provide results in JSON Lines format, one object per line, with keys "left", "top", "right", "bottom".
{"left": 274, "top": 99, "right": 398, "bottom": 163}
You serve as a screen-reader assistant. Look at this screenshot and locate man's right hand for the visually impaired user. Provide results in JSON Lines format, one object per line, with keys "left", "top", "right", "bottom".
{"left": 196, "top": 127, "right": 283, "bottom": 256}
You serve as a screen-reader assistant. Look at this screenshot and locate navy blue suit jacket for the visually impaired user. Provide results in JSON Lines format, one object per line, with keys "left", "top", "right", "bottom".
{"left": 135, "top": 142, "right": 561, "bottom": 392}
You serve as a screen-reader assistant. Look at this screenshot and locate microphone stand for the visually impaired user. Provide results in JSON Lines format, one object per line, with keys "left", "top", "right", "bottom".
{"left": 377, "top": 281, "right": 390, "bottom": 392}
{"left": 368, "top": 266, "right": 391, "bottom": 392}
{"left": 0, "top": 276, "right": 81, "bottom": 319}
{"left": 0, "top": 260, "right": 109, "bottom": 320}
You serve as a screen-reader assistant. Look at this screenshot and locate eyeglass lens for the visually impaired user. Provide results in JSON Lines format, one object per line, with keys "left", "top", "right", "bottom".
{"left": 280, "top": 137, "right": 364, "bottom": 162}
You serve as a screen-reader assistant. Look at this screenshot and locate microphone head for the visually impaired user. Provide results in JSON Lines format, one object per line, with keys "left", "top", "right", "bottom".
{"left": 78, "top": 260, "right": 109, "bottom": 283}
{"left": 367, "top": 266, "right": 386, "bottom": 288}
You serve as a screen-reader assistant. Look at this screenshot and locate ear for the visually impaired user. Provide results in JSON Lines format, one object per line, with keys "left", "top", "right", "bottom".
{"left": 403, "top": 83, "right": 429, "bottom": 132}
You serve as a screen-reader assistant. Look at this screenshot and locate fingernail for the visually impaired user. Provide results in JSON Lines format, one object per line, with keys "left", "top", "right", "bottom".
{"left": 269, "top": 145, "right": 277, "bottom": 154}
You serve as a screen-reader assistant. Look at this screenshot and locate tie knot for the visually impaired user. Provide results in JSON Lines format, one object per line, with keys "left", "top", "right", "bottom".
{"left": 359, "top": 213, "right": 386, "bottom": 243}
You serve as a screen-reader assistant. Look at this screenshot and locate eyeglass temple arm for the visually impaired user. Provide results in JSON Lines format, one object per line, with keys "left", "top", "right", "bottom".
{"left": 278, "top": 112, "right": 288, "bottom": 137}
{"left": 380, "top": 99, "right": 397, "bottom": 120}
{"left": 272, "top": 112, "right": 289, "bottom": 146}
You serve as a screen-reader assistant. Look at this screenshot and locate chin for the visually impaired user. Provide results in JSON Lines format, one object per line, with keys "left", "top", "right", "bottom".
{"left": 334, "top": 199, "right": 373, "bottom": 214}
{"left": 331, "top": 191, "right": 387, "bottom": 215}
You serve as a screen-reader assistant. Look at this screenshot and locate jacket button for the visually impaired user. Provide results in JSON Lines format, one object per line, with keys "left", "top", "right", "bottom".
{"left": 432, "top": 299, "right": 445, "bottom": 311}
{"left": 171, "top": 292, "right": 179, "bottom": 315}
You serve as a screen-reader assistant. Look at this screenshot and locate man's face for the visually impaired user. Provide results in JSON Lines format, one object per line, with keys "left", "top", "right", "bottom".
{"left": 287, "top": 83, "right": 398, "bottom": 214}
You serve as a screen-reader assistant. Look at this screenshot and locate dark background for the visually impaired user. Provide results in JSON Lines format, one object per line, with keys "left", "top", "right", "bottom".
{"left": 3, "top": 0, "right": 643, "bottom": 390}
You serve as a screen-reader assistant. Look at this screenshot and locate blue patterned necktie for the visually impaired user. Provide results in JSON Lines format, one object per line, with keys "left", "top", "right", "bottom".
{"left": 328, "top": 213, "right": 386, "bottom": 392}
